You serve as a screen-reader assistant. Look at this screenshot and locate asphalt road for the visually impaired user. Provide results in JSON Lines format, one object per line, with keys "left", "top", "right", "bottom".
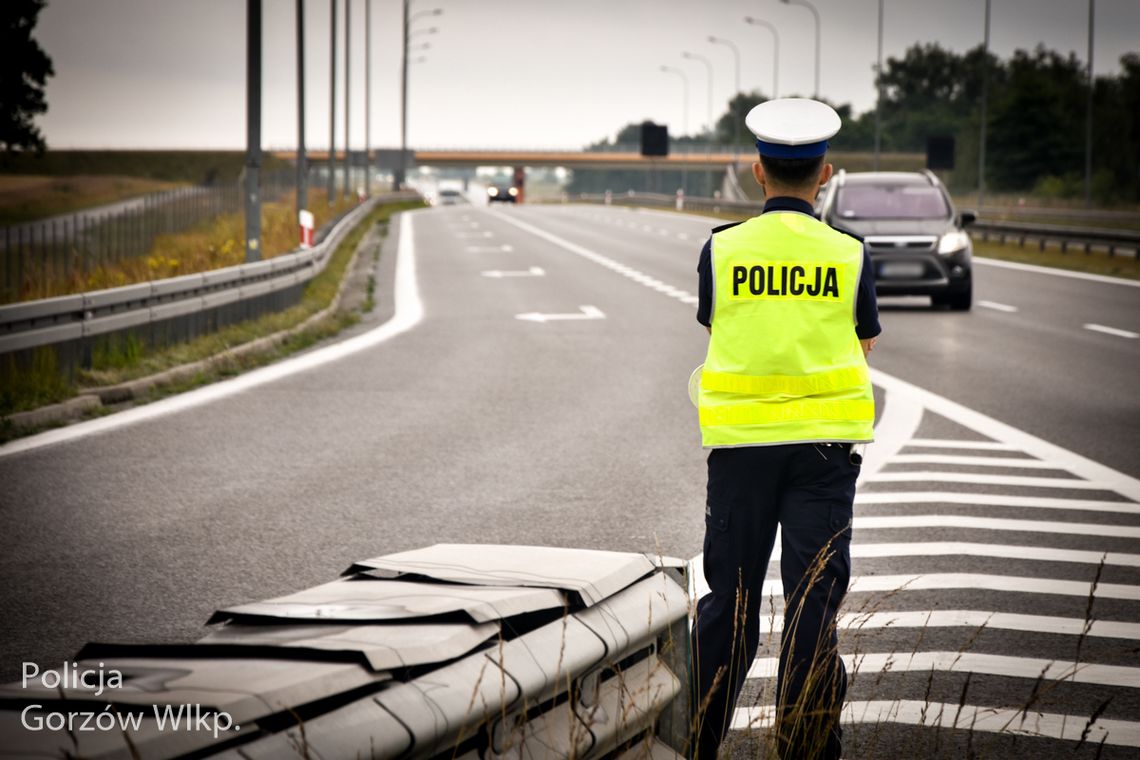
{"left": 1, "top": 202, "right": 1138, "bottom": 758}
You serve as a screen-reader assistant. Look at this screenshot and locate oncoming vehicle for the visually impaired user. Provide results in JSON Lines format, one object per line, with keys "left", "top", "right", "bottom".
{"left": 818, "top": 170, "right": 976, "bottom": 310}
{"left": 487, "top": 185, "right": 519, "bottom": 204}
{"left": 437, "top": 188, "right": 464, "bottom": 206}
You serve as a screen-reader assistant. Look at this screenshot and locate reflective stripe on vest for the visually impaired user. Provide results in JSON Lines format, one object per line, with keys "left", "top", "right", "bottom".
{"left": 699, "top": 211, "right": 875, "bottom": 447}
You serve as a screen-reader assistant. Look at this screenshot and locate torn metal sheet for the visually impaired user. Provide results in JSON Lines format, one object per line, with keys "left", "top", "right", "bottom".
{"left": 2, "top": 658, "right": 389, "bottom": 726}
{"left": 223, "top": 697, "right": 413, "bottom": 760}
{"left": 209, "top": 577, "right": 567, "bottom": 625}
{"left": 576, "top": 573, "right": 690, "bottom": 660}
{"left": 488, "top": 615, "right": 607, "bottom": 710}
{"left": 347, "top": 544, "right": 661, "bottom": 605}
{"left": 197, "top": 620, "right": 500, "bottom": 672}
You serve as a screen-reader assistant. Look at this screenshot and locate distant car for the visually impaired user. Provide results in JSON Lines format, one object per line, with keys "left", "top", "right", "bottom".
{"left": 487, "top": 185, "right": 519, "bottom": 204}
{"left": 818, "top": 170, "right": 976, "bottom": 310}
{"left": 438, "top": 188, "right": 464, "bottom": 206}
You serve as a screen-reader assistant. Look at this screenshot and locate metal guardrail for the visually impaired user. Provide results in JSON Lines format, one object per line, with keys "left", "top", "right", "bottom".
{"left": 0, "top": 191, "right": 420, "bottom": 358}
{"left": 1, "top": 544, "right": 691, "bottom": 759}
{"left": 570, "top": 192, "right": 1140, "bottom": 254}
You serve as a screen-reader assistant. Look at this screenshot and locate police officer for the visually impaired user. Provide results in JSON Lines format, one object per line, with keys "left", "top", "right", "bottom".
{"left": 690, "top": 98, "right": 880, "bottom": 760}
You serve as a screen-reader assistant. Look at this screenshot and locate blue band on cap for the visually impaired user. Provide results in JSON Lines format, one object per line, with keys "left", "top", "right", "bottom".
{"left": 755, "top": 139, "right": 829, "bottom": 159}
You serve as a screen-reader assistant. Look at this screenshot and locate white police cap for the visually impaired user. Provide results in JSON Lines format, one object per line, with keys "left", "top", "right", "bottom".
{"left": 745, "top": 98, "right": 841, "bottom": 159}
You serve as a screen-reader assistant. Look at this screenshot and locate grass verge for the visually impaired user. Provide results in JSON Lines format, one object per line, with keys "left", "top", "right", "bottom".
{"left": 0, "top": 175, "right": 185, "bottom": 225}
{"left": 0, "top": 199, "right": 423, "bottom": 441}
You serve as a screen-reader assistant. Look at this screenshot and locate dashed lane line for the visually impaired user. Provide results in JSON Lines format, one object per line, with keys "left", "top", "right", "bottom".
{"left": 747, "top": 651, "right": 1140, "bottom": 688}
{"left": 854, "top": 492, "right": 1140, "bottom": 515}
{"left": 978, "top": 300, "right": 1019, "bottom": 312}
{"left": 1084, "top": 323, "right": 1139, "bottom": 339}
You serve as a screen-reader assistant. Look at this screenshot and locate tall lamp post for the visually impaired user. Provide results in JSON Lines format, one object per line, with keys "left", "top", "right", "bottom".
{"left": 343, "top": 0, "right": 351, "bottom": 199}
{"left": 873, "top": 0, "right": 883, "bottom": 171}
{"left": 296, "top": 0, "right": 306, "bottom": 214}
{"left": 327, "top": 0, "right": 336, "bottom": 204}
{"left": 397, "top": 1, "right": 442, "bottom": 190}
{"left": 1084, "top": 0, "right": 1095, "bottom": 207}
{"left": 364, "top": 0, "right": 370, "bottom": 196}
{"left": 743, "top": 16, "right": 780, "bottom": 99}
{"left": 660, "top": 64, "right": 689, "bottom": 194}
{"left": 682, "top": 50, "right": 715, "bottom": 195}
{"left": 708, "top": 35, "right": 742, "bottom": 159}
{"left": 978, "top": 0, "right": 990, "bottom": 205}
{"left": 778, "top": 0, "right": 821, "bottom": 98}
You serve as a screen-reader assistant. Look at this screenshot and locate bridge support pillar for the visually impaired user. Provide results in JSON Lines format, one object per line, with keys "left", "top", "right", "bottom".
{"left": 513, "top": 166, "right": 526, "bottom": 204}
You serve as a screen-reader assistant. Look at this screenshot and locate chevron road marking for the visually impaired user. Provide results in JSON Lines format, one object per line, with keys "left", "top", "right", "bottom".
{"left": 732, "top": 701, "right": 1140, "bottom": 746}
{"left": 854, "top": 492, "right": 1140, "bottom": 515}
{"left": 864, "top": 472, "right": 1117, "bottom": 490}
{"left": 747, "top": 652, "right": 1140, "bottom": 688}
{"left": 903, "top": 439, "right": 1019, "bottom": 451}
{"left": 888, "top": 454, "right": 1058, "bottom": 468}
{"left": 853, "top": 514, "right": 1140, "bottom": 538}
{"left": 793, "top": 541, "right": 1139, "bottom": 567}
{"left": 757, "top": 610, "right": 1140, "bottom": 639}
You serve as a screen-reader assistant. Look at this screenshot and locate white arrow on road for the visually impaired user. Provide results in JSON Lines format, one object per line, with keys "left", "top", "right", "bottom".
{"left": 515, "top": 305, "right": 605, "bottom": 323}
{"left": 482, "top": 267, "right": 545, "bottom": 278}
{"left": 466, "top": 244, "right": 514, "bottom": 252}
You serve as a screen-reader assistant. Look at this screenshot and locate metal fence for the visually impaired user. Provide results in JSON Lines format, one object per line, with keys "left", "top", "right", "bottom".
{"left": 0, "top": 170, "right": 301, "bottom": 304}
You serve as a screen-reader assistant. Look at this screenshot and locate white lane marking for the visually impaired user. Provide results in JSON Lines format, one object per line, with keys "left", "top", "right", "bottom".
{"left": 748, "top": 652, "right": 1140, "bottom": 688}
{"left": 1085, "top": 322, "right": 1139, "bottom": 339}
{"left": 735, "top": 701, "right": 1140, "bottom": 745}
{"left": 456, "top": 231, "right": 494, "bottom": 239}
{"left": 677, "top": 232, "right": 690, "bottom": 241}
{"left": 864, "top": 472, "right": 1115, "bottom": 490}
{"left": 490, "top": 211, "right": 697, "bottom": 308}
{"left": 855, "top": 514, "right": 1140, "bottom": 539}
{"left": 978, "top": 299, "right": 1019, "bottom": 313}
{"left": 481, "top": 267, "right": 545, "bottom": 278}
{"left": 904, "top": 438, "right": 1017, "bottom": 451}
{"left": 888, "top": 454, "right": 1056, "bottom": 468}
{"left": 514, "top": 305, "right": 605, "bottom": 323}
{"left": 0, "top": 212, "right": 427, "bottom": 458}
{"left": 804, "top": 540, "right": 1137, "bottom": 567}
{"left": 688, "top": 569, "right": 1140, "bottom": 607}
{"left": 465, "top": 244, "right": 514, "bottom": 253}
{"left": 975, "top": 256, "right": 1140, "bottom": 288}
{"left": 855, "top": 491, "right": 1140, "bottom": 515}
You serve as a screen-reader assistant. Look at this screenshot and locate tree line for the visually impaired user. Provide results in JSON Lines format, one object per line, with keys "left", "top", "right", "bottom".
{"left": 577, "top": 44, "right": 1140, "bottom": 204}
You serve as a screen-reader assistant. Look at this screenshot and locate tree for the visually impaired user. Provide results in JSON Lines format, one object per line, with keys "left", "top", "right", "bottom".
{"left": 1, "top": 0, "right": 54, "bottom": 154}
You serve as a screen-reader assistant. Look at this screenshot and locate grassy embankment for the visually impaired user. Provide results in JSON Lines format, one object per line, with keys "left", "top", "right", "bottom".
{"left": 0, "top": 197, "right": 424, "bottom": 429}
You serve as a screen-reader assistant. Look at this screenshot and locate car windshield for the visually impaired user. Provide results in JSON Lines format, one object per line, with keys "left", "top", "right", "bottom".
{"left": 835, "top": 184, "right": 950, "bottom": 220}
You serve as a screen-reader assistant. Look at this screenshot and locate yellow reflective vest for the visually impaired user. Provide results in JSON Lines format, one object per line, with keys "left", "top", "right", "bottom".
{"left": 698, "top": 211, "right": 875, "bottom": 448}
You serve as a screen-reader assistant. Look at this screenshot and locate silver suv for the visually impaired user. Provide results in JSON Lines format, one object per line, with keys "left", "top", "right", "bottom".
{"left": 817, "top": 170, "right": 976, "bottom": 311}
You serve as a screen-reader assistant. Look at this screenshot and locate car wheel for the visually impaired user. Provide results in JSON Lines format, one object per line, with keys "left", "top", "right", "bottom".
{"left": 934, "top": 287, "right": 972, "bottom": 311}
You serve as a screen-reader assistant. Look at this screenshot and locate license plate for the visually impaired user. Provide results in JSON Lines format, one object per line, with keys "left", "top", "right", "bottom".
{"left": 879, "top": 262, "right": 925, "bottom": 279}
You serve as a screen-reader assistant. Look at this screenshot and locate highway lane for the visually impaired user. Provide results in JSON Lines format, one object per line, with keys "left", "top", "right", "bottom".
{"left": 1, "top": 203, "right": 1138, "bottom": 757}
{"left": 549, "top": 203, "right": 1140, "bottom": 476}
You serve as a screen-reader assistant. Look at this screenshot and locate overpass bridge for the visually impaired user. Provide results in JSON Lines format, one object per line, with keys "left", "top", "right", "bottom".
{"left": 274, "top": 148, "right": 745, "bottom": 171}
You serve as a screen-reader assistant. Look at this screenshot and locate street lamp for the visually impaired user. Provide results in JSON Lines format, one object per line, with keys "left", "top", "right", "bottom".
{"left": 874, "top": 0, "right": 883, "bottom": 171}
{"left": 397, "top": 2, "right": 443, "bottom": 189}
{"left": 660, "top": 65, "right": 689, "bottom": 193}
{"left": 682, "top": 50, "right": 715, "bottom": 195}
{"left": 743, "top": 16, "right": 780, "bottom": 99}
{"left": 778, "top": 0, "right": 821, "bottom": 98}
{"left": 978, "top": 0, "right": 991, "bottom": 205}
{"left": 708, "top": 35, "right": 742, "bottom": 157}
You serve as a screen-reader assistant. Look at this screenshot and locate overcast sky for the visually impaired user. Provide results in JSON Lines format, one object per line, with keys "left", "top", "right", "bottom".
{"left": 36, "top": 0, "right": 1140, "bottom": 151}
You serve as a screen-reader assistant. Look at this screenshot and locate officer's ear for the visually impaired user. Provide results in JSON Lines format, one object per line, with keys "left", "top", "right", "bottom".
{"left": 752, "top": 162, "right": 766, "bottom": 192}
{"left": 817, "top": 162, "right": 834, "bottom": 189}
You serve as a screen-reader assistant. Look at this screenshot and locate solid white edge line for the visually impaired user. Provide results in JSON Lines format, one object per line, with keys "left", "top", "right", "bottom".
{"left": 732, "top": 701, "right": 1140, "bottom": 746}
{"left": 854, "top": 492, "right": 1140, "bottom": 514}
{"left": 974, "top": 256, "right": 1140, "bottom": 288}
{"left": 747, "top": 651, "right": 1140, "bottom": 688}
{"left": 1084, "top": 323, "right": 1139, "bottom": 339}
{"left": 0, "top": 210, "right": 427, "bottom": 459}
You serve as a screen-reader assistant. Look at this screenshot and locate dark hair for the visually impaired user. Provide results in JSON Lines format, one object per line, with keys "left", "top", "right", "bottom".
{"left": 759, "top": 155, "right": 825, "bottom": 189}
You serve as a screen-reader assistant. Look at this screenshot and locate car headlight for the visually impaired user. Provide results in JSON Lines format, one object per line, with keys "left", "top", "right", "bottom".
{"left": 488, "top": 187, "right": 498, "bottom": 197}
{"left": 938, "top": 230, "right": 970, "bottom": 255}
{"left": 508, "top": 187, "right": 519, "bottom": 197}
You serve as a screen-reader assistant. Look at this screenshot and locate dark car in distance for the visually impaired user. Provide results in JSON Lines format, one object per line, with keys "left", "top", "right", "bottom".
{"left": 817, "top": 170, "right": 976, "bottom": 310}
{"left": 487, "top": 185, "right": 519, "bottom": 204}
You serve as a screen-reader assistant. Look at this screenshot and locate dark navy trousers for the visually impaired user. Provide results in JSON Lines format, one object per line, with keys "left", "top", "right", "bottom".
{"left": 691, "top": 443, "right": 858, "bottom": 760}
